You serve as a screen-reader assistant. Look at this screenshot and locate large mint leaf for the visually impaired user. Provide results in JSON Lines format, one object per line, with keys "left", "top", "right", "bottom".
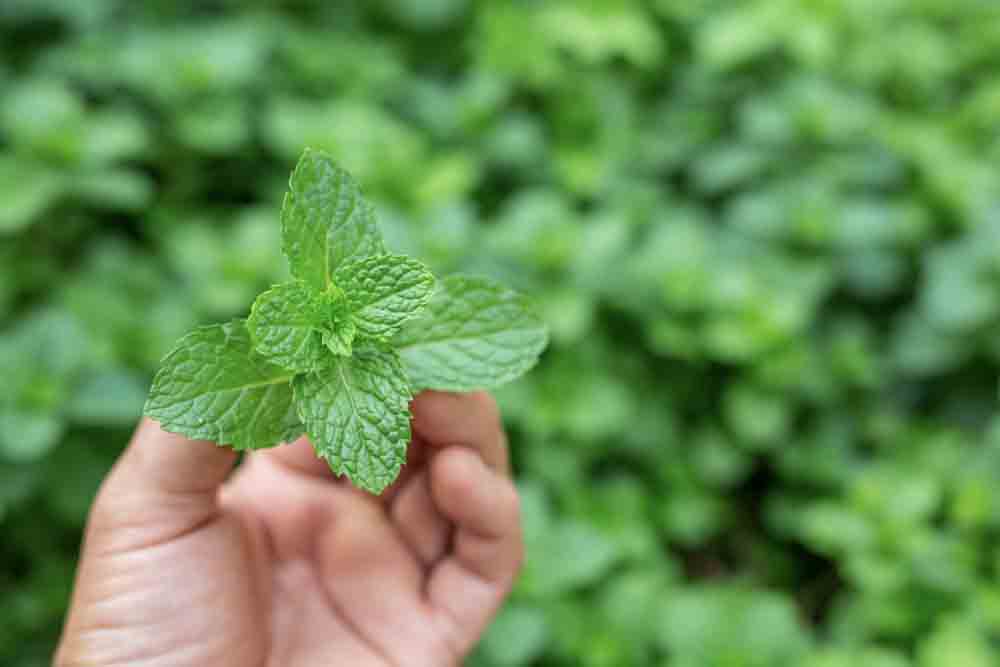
{"left": 280, "top": 148, "right": 385, "bottom": 292}
{"left": 144, "top": 320, "right": 303, "bottom": 450}
{"left": 394, "top": 275, "right": 549, "bottom": 392}
{"left": 292, "top": 346, "right": 412, "bottom": 493}
{"left": 334, "top": 254, "right": 435, "bottom": 340}
{"left": 247, "top": 281, "right": 329, "bottom": 372}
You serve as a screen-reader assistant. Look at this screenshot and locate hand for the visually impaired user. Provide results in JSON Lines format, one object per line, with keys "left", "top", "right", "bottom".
{"left": 56, "top": 391, "right": 523, "bottom": 667}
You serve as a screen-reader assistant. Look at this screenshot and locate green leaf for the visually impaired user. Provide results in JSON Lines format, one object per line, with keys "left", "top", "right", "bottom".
{"left": 322, "top": 319, "right": 357, "bottom": 356}
{"left": 280, "top": 148, "right": 385, "bottom": 292}
{"left": 394, "top": 275, "right": 549, "bottom": 391}
{"left": 67, "top": 369, "right": 147, "bottom": 425}
{"left": 292, "top": 346, "right": 412, "bottom": 493}
{"left": 477, "top": 604, "right": 551, "bottom": 666}
{"left": 0, "top": 410, "right": 64, "bottom": 463}
{"left": 247, "top": 281, "right": 330, "bottom": 372}
{"left": 334, "top": 254, "right": 436, "bottom": 340}
{"left": 0, "top": 157, "right": 63, "bottom": 234}
{"left": 144, "top": 320, "right": 303, "bottom": 450}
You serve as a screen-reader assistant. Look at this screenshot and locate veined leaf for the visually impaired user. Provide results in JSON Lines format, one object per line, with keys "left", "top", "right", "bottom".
{"left": 292, "top": 345, "right": 412, "bottom": 494}
{"left": 247, "top": 281, "right": 329, "bottom": 372}
{"left": 144, "top": 320, "right": 302, "bottom": 450}
{"left": 280, "top": 148, "right": 385, "bottom": 292}
{"left": 394, "top": 275, "right": 549, "bottom": 391}
{"left": 335, "top": 253, "right": 435, "bottom": 340}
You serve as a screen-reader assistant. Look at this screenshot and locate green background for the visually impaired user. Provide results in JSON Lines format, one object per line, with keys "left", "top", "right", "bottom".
{"left": 3, "top": 1, "right": 1000, "bottom": 664}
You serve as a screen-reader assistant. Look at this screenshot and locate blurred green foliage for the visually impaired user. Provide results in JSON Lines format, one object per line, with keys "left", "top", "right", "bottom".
{"left": 3, "top": 0, "right": 1000, "bottom": 664}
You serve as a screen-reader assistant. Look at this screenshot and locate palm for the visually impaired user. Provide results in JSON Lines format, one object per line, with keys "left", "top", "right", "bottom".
{"left": 58, "top": 393, "right": 521, "bottom": 667}
{"left": 223, "top": 440, "right": 476, "bottom": 667}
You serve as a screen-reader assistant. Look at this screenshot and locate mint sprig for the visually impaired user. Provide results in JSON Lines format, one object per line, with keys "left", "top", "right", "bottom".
{"left": 144, "top": 148, "right": 549, "bottom": 493}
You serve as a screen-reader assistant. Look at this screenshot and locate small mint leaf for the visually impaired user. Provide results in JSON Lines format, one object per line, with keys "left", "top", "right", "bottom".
{"left": 280, "top": 148, "right": 385, "bottom": 292}
{"left": 319, "top": 285, "right": 357, "bottom": 356}
{"left": 334, "top": 254, "right": 436, "bottom": 340}
{"left": 322, "top": 319, "right": 356, "bottom": 356}
{"left": 144, "top": 320, "right": 302, "bottom": 450}
{"left": 394, "top": 275, "right": 549, "bottom": 392}
{"left": 292, "top": 346, "right": 412, "bottom": 494}
{"left": 247, "top": 282, "right": 328, "bottom": 372}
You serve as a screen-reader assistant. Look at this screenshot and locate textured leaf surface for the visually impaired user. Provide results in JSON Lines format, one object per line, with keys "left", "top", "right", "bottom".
{"left": 292, "top": 346, "right": 412, "bottom": 493}
{"left": 322, "top": 319, "right": 356, "bottom": 356}
{"left": 394, "top": 275, "right": 549, "bottom": 391}
{"left": 247, "top": 281, "right": 328, "bottom": 372}
{"left": 144, "top": 320, "right": 302, "bottom": 450}
{"left": 335, "top": 254, "right": 435, "bottom": 340}
{"left": 280, "top": 148, "right": 385, "bottom": 292}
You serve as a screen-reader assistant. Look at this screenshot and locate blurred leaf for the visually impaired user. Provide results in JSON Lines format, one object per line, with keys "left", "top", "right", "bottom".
{"left": 0, "top": 412, "right": 64, "bottom": 463}
{"left": 0, "top": 156, "right": 63, "bottom": 233}
{"left": 66, "top": 370, "right": 147, "bottom": 425}
{"left": 657, "top": 587, "right": 811, "bottom": 665}
{"left": 475, "top": 604, "right": 549, "bottom": 666}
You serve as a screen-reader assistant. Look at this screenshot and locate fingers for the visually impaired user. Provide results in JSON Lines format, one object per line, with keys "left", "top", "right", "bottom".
{"left": 86, "top": 419, "right": 238, "bottom": 552}
{"left": 315, "top": 491, "right": 430, "bottom": 665}
{"left": 222, "top": 452, "right": 350, "bottom": 560}
{"left": 266, "top": 392, "right": 508, "bottom": 481}
{"left": 263, "top": 433, "right": 429, "bottom": 509}
{"left": 268, "top": 391, "right": 508, "bottom": 508}
{"left": 411, "top": 391, "right": 509, "bottom": 473}
{"left": 389, "top": 391, "right": 510, "bottom": 571}
{"left": 429, "top": 448, "right": 523, "bottom": 580}
{"left": 120, "top": 418, "right": 238, "bottom": 496}
{"left": 390, "top": 470, "right": 451, "bottom": 566}
{"left": 426, "top": 447, "right": 523, "bottom": 655}
{"left": 232, "top": 444, "right": 437, "bottom": 664}
{"left": 262, "top": 435, "right": 333, "bottom": 479}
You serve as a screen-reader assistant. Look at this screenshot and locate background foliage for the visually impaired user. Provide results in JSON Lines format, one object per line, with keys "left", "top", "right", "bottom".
{"left": 3, "top": 0, "right": 1000, "bottom": 664}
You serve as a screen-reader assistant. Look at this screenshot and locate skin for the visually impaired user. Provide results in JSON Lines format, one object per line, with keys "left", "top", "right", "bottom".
{"left": 56, "top": 391, "right": 523, "bottom": 667}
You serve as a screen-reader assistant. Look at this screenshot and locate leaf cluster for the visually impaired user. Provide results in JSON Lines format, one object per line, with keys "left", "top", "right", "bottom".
{"left": 144, "top": 149, "right": 548, "bottom": 493}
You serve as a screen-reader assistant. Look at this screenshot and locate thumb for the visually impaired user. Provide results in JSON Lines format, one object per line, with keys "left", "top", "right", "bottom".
{"left": 86, "top": 418, "right": 237, "bottom": 553}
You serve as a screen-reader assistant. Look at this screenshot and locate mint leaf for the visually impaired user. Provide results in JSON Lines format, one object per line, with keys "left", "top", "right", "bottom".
{"left": 292, "top": 346, "right": 412, "bottom": 493}
{"left": 145, "top": 150, "right": 547, "bottom": 494}
{"left": 394, "top": 275, "right": 550, "bottom": 392}
{"left": 335, "top": 254, "right": 436, "bottom": 340}
{"left": 144, "top": 320, "right": 303, "bottom": 450}
{"left": 280, "top": 148, "right": 385, "bottom": 292}
{"left": 247, "top": 282, "right": 329, "bottom": 372}
{"left": 322, "top": 319, "right": 357, "bottom": 356}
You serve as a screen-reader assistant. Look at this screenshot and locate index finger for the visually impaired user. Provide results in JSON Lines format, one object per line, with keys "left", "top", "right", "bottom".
{"left": 84, "top": 419, "right": 238, "bottom": 553}
{"left": 410, "top": 391, "right": 509, "bottom": 474}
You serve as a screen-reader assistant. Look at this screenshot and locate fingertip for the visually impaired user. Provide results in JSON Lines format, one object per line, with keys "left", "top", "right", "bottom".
{"left": 261, "top": 435, "right": 333, "bottom": 479}
{"left": 86, "top": 419, "right": 239, "bottom": 547}
{"left": 426, "top": 447, "right": 524, "bottom": 609}
{"left": 432, "top": 446, "right": 487, "bottom": 507}
{"left": 125, "top": 418, "right": 238, "bottom": 494}
{"left": 412, "top": 391, "right": 500, "bottom": 434}
{"left": 430, "top": 447, "right": 520, "bottom": 540}
{"left": 411, "top": 391, "right": 508, "bottom": 472}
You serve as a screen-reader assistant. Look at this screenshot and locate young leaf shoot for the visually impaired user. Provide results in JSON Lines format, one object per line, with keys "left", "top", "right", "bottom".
{"left": 144, "top": 149, "right": 549, "bottom": 493}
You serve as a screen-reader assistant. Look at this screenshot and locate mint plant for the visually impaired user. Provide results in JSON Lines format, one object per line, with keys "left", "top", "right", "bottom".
{"left": 144, "top": 149, "right": 548, "bottom": 493}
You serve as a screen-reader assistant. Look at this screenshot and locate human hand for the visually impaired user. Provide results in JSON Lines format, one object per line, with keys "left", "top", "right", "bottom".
{"left": 55, "top": 391, "right": 523, "bottom": 667}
